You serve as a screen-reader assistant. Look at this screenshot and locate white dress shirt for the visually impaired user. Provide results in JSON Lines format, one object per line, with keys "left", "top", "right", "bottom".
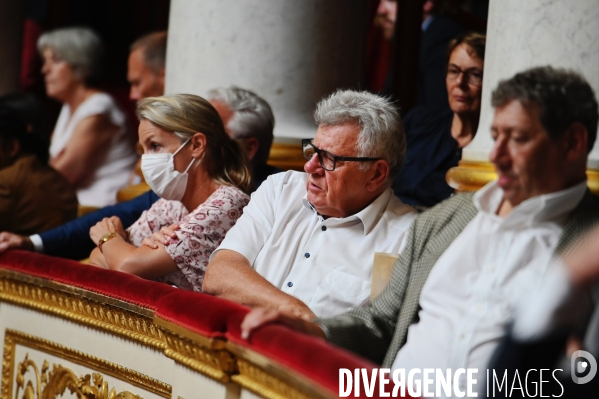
{"left": 213, "top": 170, "right": 417, "bottom": 318}
{"left": 392, "top": 180, "right": 587, "bottom": 394}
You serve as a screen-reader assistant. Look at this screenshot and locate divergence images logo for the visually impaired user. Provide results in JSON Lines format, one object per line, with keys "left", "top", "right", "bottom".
{"left": 571, "top": 350, "right": 597, "bottom": 384}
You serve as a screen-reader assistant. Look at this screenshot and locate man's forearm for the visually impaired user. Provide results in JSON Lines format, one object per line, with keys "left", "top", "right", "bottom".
{"left": 204, "top": 250, "right": 312, "bottom": 313}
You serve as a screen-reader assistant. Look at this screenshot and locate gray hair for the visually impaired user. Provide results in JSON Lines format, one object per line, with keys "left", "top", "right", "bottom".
{"left": 37, "top": 27, "right": 104, "bottom": 85}
{"left": 492, "top": 66, "right": 598, "bottom": 153}
{"left": 207, "top": 86, "right": 275, "bottom": 166}
{"left": 314, "top": 90, "right": 405, "bottom": 182}
{"left": 130, "top": 31, "right": 167, "bottom": 75}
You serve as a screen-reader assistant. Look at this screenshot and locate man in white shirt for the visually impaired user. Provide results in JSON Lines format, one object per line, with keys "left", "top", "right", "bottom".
{"left": 203, "top": 90, "right": 418, "bottom": 318}
{"left": 239, "top": 66, "right": 599, "bottom": 394}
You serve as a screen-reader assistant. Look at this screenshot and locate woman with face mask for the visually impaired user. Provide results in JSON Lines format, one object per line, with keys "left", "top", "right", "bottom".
{"left": 88, "top": 94, "right": 252, "bottom": 291}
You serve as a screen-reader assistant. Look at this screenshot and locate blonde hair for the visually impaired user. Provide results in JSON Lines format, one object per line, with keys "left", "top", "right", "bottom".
{"left": 136, "top": 94, "right": 252, "bottom": 193}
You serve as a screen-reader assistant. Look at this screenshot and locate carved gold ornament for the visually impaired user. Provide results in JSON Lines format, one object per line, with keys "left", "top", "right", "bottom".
{"left": 227, "top": 343, "right": 335, "bottom": 399}
{"left": 15, "top": 353, "right": 142, "bottom": 399}
{"left": 0, "top": 275, "right": 165, "bottom": 351}
{"left": 2, "top": 330, "right": 170, "bottom": 399}
{"left": 0, "top": 270, "right": 337, "bottom": 399}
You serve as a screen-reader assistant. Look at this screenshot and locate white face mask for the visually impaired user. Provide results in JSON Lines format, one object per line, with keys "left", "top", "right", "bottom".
{"left": 141, "top": 138, "right": 196, "bottom": 201}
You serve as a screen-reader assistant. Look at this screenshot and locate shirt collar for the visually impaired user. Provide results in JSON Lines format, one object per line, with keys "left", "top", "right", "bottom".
{"left": 302, "top": 188, "right": 393, "bottom": 236}
{"left": 473, "top": 179, "right": 588, "bottom": 227}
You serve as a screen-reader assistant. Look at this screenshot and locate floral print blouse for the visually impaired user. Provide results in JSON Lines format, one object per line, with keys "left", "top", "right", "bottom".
{"left": 126, "top": 185, "right": 250, "bottom": 291}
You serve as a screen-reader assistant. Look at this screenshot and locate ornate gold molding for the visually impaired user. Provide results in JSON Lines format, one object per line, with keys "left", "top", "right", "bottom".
{"left": 155, "top": 318, "right": 234, "bottom": 382}
{"left": 2, "top": 330, "right": 171, "bottom": 399}
{"left": 15, "top": 354, "right": 142, "bottom": 399}
{"left": 0, "top": 274, "right": 165, "bottom": 350}
{"left": 227, "top": 343, "right": 334, "bottom": 399}
{"left": 232, "top": 360, "right": 313, "bottom": 399}
{"left": 0, "top": 269, "right": 341, "bottom": 399}
{"left": 447, "top": 161, "right": 599, "bottom": 195}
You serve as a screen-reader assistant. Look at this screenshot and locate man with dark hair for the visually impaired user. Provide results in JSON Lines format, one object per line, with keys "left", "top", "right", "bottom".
{"left": 241, "top": 66, "right": 599, "bottom": 392}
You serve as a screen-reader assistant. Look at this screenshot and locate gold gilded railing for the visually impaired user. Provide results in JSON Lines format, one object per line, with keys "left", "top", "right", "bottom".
{"left": 0, "top": 262, "right": 342, "bottom": 399}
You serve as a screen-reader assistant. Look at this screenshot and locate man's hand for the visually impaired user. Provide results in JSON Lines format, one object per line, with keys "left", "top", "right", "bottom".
{"left": 278, "top": 296, "right": 316, "bottom": 320}
{"left": 141, "top": 224, "right": 179, "bottom": 249}
{"left": 89, "top": 217, "right": 126, "bottom": 244}
{"left": 0, "top": 232, "right": 33, "bottom": 254}
{"left": 240, "top": 308, "right": 326, "bottom": 340}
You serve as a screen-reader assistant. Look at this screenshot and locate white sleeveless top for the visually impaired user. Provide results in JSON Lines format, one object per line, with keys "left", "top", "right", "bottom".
{"left": 50, "top": 93, "right": 137, "bottom": 207}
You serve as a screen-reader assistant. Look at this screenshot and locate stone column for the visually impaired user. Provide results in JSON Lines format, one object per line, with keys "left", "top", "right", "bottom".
{"left": 0, "top": 0, "right": 25, "bottom": 95}
{"left": 164, "top": 0, "right": 368, "bottom": 142}
{"left": 448, "top": 0, "right": 599, "bottom": 192}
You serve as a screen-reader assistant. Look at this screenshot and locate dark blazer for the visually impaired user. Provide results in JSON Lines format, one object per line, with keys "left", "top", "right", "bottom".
{"left": 319, "top": 189, "right": 599, "bottom": 367}
{"left": 392, "top": 106, "right": 458, "bottom": 208}
{"left": 39, "top": 190, "right": 160, "bottom": 260}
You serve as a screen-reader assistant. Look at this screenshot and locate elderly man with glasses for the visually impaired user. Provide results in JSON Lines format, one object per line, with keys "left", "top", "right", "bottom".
{"left": 203, "top": 90, "right": 417, "bottom": 319}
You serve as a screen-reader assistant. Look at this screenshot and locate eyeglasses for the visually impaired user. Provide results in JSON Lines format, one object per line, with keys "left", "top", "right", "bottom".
{"left": 302, "top": 139, "right": 381, "bottom": 171}
{"left": 447, "top": 66, "right": 483, "bottom": 86}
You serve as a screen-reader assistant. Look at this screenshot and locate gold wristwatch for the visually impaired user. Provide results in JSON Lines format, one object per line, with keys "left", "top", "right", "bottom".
{"left": 98, "top": 232, "right": 121, "bottom": 253}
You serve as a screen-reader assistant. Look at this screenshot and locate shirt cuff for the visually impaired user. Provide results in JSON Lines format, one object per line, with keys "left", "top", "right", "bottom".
{"left": 29, "top": 234, "right": 44, "bottom": 253}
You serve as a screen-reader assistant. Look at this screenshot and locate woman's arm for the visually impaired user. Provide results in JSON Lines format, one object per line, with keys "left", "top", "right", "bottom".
{"left": 50, "top": 114, "right": 119, "bottom": 186}
{"left": 98, "top": 236, "right": 177, "bottom": 278}
{"left": 88, "top": 247, "right": 109, "bottom": 269}
{"left": 89, "top": 217, "right": 178, "bottom": 279}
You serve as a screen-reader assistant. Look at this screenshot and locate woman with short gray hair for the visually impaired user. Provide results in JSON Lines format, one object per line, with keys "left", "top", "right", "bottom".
{"left": 38, "top": 27, "right": 137, "bottom": 207}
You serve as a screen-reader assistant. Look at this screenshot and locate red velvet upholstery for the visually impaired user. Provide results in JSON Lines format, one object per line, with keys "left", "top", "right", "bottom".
{"left": 0, "top": 251, "right": 415, "bottom": 398}
{"left": 0, "top": 250, "right": 174, "bottom": 310}
{"left": 156, "top": 290, "right": 249, "bottom": 339}
{"left": 226, "top": 312, "right": 398, "bottom": 398}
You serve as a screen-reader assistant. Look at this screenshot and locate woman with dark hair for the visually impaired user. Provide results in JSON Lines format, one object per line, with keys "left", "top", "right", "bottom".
{"left": 392, "top": 32, "right": 486, "bottom": 209}
{"left": 0, "top": 102, "right": 77, "bottom": 234}
{"left": 38, "top": 27, "right": 137, "bottom": 207}
{"left": 88, "top": 94, "right": 251, "bottom": 291}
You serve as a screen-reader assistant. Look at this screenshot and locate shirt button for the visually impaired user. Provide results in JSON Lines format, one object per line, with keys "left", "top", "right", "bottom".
{"left": 287, "top": 282, "right": 293, "bottom": 287}
{"left": 321, "top": 226, "right": 327, "bottom": 231}
{"left": 488, "top": 265, "right": 495, "bottom": 273}
{"left": 304, "top": 253, "right": 310, "bottom": 258}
